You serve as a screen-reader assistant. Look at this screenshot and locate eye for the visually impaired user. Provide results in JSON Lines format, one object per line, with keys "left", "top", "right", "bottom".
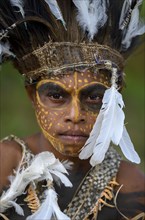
{"left": 47, "top": 93, "right": 63, "bottom": 100}
{"left": 86, "top": 94, "right": 103, "bottom": 104}
{"left": 46, "top": 92, "right": 65, "bottom": 102}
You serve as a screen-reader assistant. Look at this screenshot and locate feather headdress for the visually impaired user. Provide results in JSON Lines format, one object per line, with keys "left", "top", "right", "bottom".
{"left": 0, "top": 0, "right": 144, "bottom": 63}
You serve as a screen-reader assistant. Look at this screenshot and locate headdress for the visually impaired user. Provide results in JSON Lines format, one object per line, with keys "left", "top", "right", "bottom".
{"left": 0, "top": 0, "right": 144, "bottom": 219}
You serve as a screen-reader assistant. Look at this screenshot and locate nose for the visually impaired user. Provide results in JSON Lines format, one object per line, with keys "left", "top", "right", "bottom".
{"left": 64, "top": 98, "right": 85, "bottom": 124}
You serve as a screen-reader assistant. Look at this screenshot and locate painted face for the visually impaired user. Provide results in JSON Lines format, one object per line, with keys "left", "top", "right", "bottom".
{"left": 35, "top": 70, "right": 110, "bottom": 156}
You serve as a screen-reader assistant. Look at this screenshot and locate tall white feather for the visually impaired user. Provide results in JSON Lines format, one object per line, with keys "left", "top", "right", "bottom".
{"left": 79, "top": 67, "right": 125, "bottom": 166}
{"left": 119, "top": 126, "right": 140, "bottom": 163}
{"left": 10, "top": 0, "right": 25, "bottom": 17}
{"left": 90, "top": 85, "right": 125, "bottom": 166}
{"left": 79, "top": 112, "right": 103, "bottom": 159}
{"left": 26, "top": 188, "right": 70, "bottom": 220}
{"left": 0, "top": 42, "right": 15, "bottom": 63}
{"left": 44, "top": 0, "right": 66, "bottom": 28}
{"left": 0, "top": 152, "right": 72, "bottom": 214}
{"left": 120, "top": 0, "right": 145, "bottom": 49}
{"left": 72, "top": 0, "right": 108, "bottom": 40}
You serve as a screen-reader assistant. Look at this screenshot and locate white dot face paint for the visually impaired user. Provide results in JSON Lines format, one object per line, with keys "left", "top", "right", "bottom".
{"left": 35, "top": 70, "right": 110, "bottom": 156}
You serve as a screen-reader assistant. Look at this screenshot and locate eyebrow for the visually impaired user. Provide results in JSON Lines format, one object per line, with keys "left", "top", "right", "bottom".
{"left": 80, "top": 84, "right": 107, "bottom": 95}
{"left": 37, "top": 82, "right": 67, "bottom": 93}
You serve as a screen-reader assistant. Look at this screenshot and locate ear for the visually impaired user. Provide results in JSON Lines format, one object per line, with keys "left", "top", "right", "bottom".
{"left": 25, "top": 85, "right": 36, "bottom": 103}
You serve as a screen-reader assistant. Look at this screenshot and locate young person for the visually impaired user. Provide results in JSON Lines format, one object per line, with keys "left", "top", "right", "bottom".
{"left": 0, "top": 0, "right": 145, "bottom": 219}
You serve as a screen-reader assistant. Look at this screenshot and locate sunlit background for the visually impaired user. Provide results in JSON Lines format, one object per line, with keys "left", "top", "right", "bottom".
{"left": 0, "top": 2, "right": 145, "bottom": 171}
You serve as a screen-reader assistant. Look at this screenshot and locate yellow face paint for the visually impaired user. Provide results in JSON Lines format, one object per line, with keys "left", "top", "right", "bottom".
{"left": 35, "top": 71, "right": 110, "bottom": 156}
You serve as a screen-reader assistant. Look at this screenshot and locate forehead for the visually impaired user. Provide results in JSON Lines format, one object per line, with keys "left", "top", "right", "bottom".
{"left": 39, "top": 70, "right": 111, "bottom": 89}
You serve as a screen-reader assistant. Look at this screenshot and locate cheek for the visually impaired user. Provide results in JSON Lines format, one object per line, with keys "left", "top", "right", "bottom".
{"left": 35, "top": 102, "right": 65, "bottom": 134}
{"left": 86, "top": 112, "right": 98, "bottom": 130}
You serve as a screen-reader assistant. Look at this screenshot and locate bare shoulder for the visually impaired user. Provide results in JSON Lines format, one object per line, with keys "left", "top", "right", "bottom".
{"left": 117, "top": 160, "right": 145, "bottom": 193}
{"left": 0, "top": 138, "right": 22, "bottom": 192}
{"left": 114, "top": 160, "right": 145, "bottom": 218}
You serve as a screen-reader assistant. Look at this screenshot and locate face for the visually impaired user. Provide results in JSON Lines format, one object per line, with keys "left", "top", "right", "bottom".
{"left": 33, "top": 70, "right": 110, "bottom": 157}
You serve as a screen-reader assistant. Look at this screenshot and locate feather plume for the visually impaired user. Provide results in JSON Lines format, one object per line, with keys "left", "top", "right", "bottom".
{"left": 120, "top": 0, "right": 145, "bottom": 49}
{"left": 0, "top": 42, "right": 15, "bottom": 63}
{"left": 44, "top": 0, "right": 66, "bottom": 28}
{"left": 79, "top": 113, "right": 103, "bottom": 159}
{"left": 80, "top": 83, "right": 125, "bottom": 166}
{"left": 9, "top": 0, "right": 25, "bottom": 17}
{"left": 72, "top": 0, "right": 107, "bottom": 40}
{"left": 90, "top": 86, "right": 125, "bottom": 166}
{"left": 119, "top": 126, "right": 141, "bottom": 163}
{"left": 0, "top": 152, "right": 72, "bottom": 213}
{"left": 26, "top": 188, "right": 70, "bottom": 220}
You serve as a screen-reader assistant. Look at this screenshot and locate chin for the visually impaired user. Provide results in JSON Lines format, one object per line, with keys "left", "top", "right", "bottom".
{"left": 55, "top": 144, "right": 83, "bottom": 157}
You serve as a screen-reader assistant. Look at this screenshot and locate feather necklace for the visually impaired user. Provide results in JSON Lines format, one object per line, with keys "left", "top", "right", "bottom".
{"left": 27, "top": 187, "right": 70, "bottom": 220}
{"left": 79, "top": 62, "right": 140, "bottom": 166}
{"left": 0, "top": 152, "right": 72, "bottom": 219}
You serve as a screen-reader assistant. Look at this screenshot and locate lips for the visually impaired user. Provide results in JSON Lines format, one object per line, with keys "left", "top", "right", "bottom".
{"left": 58, "top": 130, "right": 89, "bottom": 144}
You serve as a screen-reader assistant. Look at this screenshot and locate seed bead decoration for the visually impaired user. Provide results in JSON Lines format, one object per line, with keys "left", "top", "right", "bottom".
{"left": 24, "top": 184, "right": 40, "bottom": 213}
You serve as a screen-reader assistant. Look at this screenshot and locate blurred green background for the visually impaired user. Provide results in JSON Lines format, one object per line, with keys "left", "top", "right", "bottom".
{"left": 0, "top": 44, "right": 144, "bottom": 171}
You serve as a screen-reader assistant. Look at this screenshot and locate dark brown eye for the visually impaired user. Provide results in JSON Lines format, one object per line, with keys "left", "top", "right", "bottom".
{"left": 47, "top": 93, "right": 63, "bottom": 100}
{"left": 86, "top": 95, "right": 102, "bottom": 103}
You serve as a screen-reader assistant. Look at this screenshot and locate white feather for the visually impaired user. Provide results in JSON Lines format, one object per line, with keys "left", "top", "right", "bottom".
{"left": 119, "top": 126, "right": 141, "bottom": 163}
{"left": 44, "top": 0, "right": 66, "bottom": 28}
{"left": 62, "top": 160, "right": 74, "bottom": 170}
{"left": 79, "top": 112, "right": 103, "bottom": 159}
{"left": 26, "top": 189, "right": 70, "bottom": 220}
{"left": 50, "top": 170, "right": 72, "bottom": 187}
{"left": 119, "top": 0, "right": 143, "bottom": 29}
{"left": 121, "top": 0, "right": 145, "bottom": 49}
{"left": 10, "top": 0, "right": 25, "bottom": 17}
{"left": 8, "top": 201, "right": 24, "bottom": 216}
{"left": 73, "top": 0, "right": 107, "bottom": 40}
{"left": 0, "top": 152, "right": 72, "bottom": 213}
{"left": 111, "top": 92, "right": 125, "bottom": 144}
{"left": 80, "top": 85, "right": 125, "bottom": 167}
{"left": 119, "top": 0, "right": 130, "bottom": 28}
{"left": 48, "top": 159, "right": 69, "bottom": 174}
{"left": 0, "top": 42, "right": 15, "bottom": 63}
{"left": 90, "top": 87, "right": 117, "bottom": 166}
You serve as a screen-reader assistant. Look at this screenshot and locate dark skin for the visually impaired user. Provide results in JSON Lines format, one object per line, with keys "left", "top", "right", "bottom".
{"left": 0, "top": 71, "right": 145, "bottom": 219}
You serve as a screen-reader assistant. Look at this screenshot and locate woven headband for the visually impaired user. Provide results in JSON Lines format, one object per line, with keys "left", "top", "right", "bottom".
{"left": 15, "top": 42, "right": 124, "bottom": 83}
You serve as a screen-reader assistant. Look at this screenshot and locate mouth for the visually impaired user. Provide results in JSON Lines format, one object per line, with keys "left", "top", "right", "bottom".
{"left": 58, "top": 131, "right": 89, "bottom": 144}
